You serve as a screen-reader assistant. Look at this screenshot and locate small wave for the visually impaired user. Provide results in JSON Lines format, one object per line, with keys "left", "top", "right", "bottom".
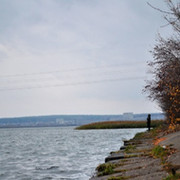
{"left": 0, "top": 173, "right": 5, "bottom": 177}
{"left": 35, "top": 166, "right": 59, "bottom": 171}
{"left": 47, "top": 166, "right": 59, "bottom": 170}
{"left": 40, "top": 176, "right": 53, "bottom": 180}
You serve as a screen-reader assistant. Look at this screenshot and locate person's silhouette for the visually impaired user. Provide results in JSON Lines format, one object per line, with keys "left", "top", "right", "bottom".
{"left": 147, "top": 114, "right": 151, "bottom": 131}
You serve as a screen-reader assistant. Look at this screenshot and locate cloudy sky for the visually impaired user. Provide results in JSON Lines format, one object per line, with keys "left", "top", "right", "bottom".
{"left": 0, "top": 0, "right": 174, "bottom": 118}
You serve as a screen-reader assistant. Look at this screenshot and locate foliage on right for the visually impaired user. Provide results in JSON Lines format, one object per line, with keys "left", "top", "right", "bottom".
{"left": 144, "top": 0, "right": 180, "bottom": 128}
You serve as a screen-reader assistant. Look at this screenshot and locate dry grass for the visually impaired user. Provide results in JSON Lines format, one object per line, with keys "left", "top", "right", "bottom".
{"left": 76, "top": 120, "right": 164, "bottom": 130}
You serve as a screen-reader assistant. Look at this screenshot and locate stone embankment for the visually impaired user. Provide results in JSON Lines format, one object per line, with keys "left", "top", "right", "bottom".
{"left": 90, "top": 130, "right": 180, "bottom": 180}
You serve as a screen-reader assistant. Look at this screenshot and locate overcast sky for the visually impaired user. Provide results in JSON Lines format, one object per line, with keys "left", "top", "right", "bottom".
{"left": 0, "top": 0, "right": 174, "bottom": 118}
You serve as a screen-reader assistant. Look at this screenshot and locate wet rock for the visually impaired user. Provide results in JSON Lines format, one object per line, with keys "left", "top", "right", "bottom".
{"left": 105, "top": 153, "right": 125, "bottom": 163}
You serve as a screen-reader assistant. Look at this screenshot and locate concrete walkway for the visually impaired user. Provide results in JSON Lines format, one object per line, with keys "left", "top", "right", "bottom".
{"left": 159, "top": 131, "right": 180, "bottom": 174}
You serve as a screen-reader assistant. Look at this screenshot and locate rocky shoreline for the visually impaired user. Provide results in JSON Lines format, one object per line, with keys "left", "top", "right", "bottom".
{"left": 90, "top": 129, "right": 180, "bottom": 180}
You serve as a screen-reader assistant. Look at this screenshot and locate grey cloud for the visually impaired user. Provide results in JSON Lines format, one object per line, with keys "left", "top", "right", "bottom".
{"left": 0, "top": 0, "right": 172, "bottom": 117}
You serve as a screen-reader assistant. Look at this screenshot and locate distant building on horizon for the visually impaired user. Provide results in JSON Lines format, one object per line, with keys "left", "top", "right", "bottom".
{"left": 56, "top": 119, "right": 65, "bottom": 124}
{"left": 123, "top": 112, "right": 134, "bottom": 120}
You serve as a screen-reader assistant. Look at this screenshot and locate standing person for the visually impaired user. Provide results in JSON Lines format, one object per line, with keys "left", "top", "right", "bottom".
{"left": 147, "top": 114, "right": 151, "bottom": 131}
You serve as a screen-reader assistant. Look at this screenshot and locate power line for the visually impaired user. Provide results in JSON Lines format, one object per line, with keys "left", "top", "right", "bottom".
{"left": 0, "top": 76, "right": 146, "bottom": 91}
{"left": 0, "top": 65, "right": 121, "bottom": 78}
{"left": 0, "top": 70, "right": 141, "bottom": 84}
{"left": 0, "top": 62, "right": 145, "bottom": 79}
{"left": 0, "top": 77, "right": 54, "bottom": 84}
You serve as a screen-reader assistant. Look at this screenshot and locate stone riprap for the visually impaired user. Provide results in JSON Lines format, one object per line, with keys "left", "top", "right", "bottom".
{"left": 90, "top": 130, "right": 180, "bottom": 180}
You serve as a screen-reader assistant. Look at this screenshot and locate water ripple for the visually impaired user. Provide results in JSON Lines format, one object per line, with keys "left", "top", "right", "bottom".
{"left": 0, "top": 127, "right": 145, "bottom": 180}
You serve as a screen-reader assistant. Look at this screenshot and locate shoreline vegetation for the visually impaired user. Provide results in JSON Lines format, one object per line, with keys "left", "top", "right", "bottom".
{"left": 76, "top": 120, "right": 164, "bottom": 130}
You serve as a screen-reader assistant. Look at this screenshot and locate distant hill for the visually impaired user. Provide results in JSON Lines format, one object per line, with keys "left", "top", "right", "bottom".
{"left": 0, "top": 113, "right": 165, "bottom": 128}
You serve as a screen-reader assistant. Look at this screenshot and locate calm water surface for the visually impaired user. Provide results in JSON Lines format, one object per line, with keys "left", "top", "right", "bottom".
{"left": 0, "top": 127, "right": 146, "bottom": 180}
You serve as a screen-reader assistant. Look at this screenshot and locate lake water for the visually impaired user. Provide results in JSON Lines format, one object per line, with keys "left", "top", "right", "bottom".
{"left": 0, "top": 127, "right": 146, "bottom": 180}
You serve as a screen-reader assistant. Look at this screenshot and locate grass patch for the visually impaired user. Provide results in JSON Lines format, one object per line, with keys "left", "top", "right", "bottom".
{"left": 163, "top": 173, "right": 180, "bottom": 180}
{"left": 121, "top": 159, "right": 128, "bottom": 163}
{"left": 124, "top": 145, "right": 136, "bottom": 153}
{"left": 124, "top": 154, "right": 139, "bottom": 158}
{"left": 133, "top": 126, "right": 163, "bottom": 140}
{"left": 96, "top": 163, "right": 116, "bottom": 176}
{"left": 151, "top": 145, "right": 167, "bottom": 162}
{"left": 108, "top": 176, "right": 129, "bottom": 180}
{"left": 96, "top": 163, "right": 127, "bottom": 177}
{"left": 133, "top": 132, "right": 146, "bottom": 139}
{"left": 76, "top": 120, "right": 164, "bottom": 130}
